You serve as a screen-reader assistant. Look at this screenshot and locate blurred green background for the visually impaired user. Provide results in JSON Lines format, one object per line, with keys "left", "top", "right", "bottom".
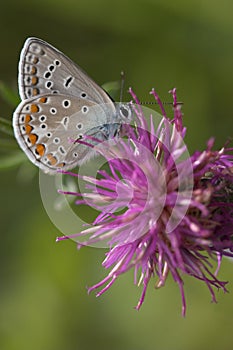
{"left": 1, "top": 1, "right": 233, "bottom": 349}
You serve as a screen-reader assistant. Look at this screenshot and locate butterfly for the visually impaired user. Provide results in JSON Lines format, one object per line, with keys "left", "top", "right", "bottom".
{"left": 13, "top": 37, "right": 132, "bottom": 174}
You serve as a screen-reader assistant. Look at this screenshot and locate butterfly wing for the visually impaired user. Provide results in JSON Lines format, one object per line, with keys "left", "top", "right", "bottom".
{"left": 13, "top": 93, "right": 117, "bottom": 174}
{"left": 18, "top": 37, "right": 114, "bottom": 107}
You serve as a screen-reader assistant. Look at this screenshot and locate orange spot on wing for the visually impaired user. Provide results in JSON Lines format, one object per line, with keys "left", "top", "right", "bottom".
{"left": 25, "top": 114, "right": 32, "bottom": 123}
{"left": 56, "top": 162, "right": 65, "bottom": 168}
{"left": 30, "top": 104, "right": 39, "bottom": 113}
{"left": 31, "top": 76, "right": 38, "bottom": 85}
{"left": 47, "top": 153, "right": 57, "bottom": 166}
{"left": 25, "top": 124, "right": 33, "bottom": 134}
{"left": 28, "top": 133, "right": 38, "bottom": 145}
{"left": 31, "top": 66, "right": 37, "bottom": 74}
{"left": 32, "top": 88, "right": 39, "bottom": 96}
{"left": 39, "top": 97, "right": 47, "bottom": 103}
{"left": 33, "top": 57, "right": 39, "bottom": 64}
{"left": 36, "top": 144, "right": 45, "bottom": 157}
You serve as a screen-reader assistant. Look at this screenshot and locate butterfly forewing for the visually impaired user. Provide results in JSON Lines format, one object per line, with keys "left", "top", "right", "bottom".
{"left": 13, "top": 37, "right": 132, "bottom": 174}
{"left": 18, "top": 37, "right": 114, "bottom": 107}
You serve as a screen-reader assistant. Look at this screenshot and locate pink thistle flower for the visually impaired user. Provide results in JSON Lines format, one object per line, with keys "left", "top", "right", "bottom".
{"left": 57, "top": 88, "right": 233, "bottom": 316}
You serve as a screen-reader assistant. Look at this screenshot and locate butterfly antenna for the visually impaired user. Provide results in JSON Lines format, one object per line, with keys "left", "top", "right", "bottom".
{"left": 120, "top": 71, "right": 125, "bottom": 102}
{"left": 140, "top": 101, "right": 183, "bottom": 106}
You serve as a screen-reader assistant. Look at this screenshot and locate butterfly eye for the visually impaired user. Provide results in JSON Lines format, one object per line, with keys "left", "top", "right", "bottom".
{"left": 119, "top": 105, "right": 131, "bottom": 119}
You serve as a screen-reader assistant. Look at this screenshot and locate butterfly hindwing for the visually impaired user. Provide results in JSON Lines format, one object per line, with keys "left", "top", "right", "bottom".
{"left": 13, "top": 93, "right": 117, "bottom": 173}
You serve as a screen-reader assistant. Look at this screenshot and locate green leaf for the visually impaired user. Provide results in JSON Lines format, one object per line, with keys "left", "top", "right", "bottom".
{"left": 0, "top": 81, "right": 20, "bottom": 106}
{"left": 0, "top": 117, "right": 14, "bottom": 136}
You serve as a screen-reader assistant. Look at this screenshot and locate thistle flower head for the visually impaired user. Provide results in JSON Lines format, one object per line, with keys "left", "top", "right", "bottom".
{"left": 57, "top": 88, "right": 233, "bottom": 316}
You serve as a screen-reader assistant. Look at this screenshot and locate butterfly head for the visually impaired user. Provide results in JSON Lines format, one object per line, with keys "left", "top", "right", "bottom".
{"left": 115, "top": 102, "right": 132, "bottom": 123}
